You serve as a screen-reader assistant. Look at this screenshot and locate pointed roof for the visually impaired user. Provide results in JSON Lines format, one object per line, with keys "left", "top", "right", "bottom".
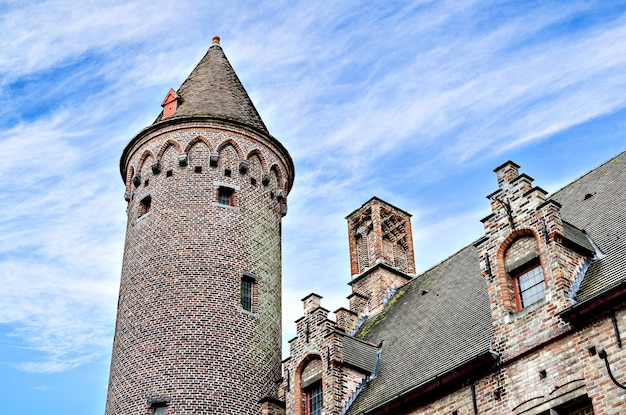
{"left": 154, "top": 36, "right": 269, "bottom": 134}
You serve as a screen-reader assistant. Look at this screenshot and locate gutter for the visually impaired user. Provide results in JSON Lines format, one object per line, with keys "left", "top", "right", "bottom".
{"left": 361, "top": 350, "right": 497, "bottom": 415}
{"left": 558, "top": 279, "right": 626, "bottom": 322}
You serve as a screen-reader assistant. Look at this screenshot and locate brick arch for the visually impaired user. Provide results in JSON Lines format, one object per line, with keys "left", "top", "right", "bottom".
{"left": 216, "top": 138, "right": 244, "bottom": 160}
{"left": 157, "top": 139, "right": 183, "bottom": 159}
{"left": 269, "top": 164, "right": 285, "bottom": 191}
{"left": 495, "top": 228, "right": 543, "bottom": 311}
{"left": 184, "top": 135, "right": 213, "bottom": 154}
{"left": 293, "top": 353, "right": 324, "bottom": 415}
{"left": 137, "top": 149, "right": 156, "bottom": 172}
{"left": 125, "top": 165, "right": 135, "bottom": 189}
{"left": 246, "top": 149, "right": 268, "bottom": 171}
{"left": 186, "top": 137, "right": 212, "bottom": 167}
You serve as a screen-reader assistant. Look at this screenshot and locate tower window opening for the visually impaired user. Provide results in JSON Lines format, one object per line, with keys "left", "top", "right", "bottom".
{"left": 218, "top": 187, "right": 234, "bottom": 206}
{"left": 138, "top": 195, "right": 152, "bottom": 218}
{"left": 251, "top": 177, "right": 257, "bottom": 186}
{"left": 166, "top": 170, "right": 173, "bottom": 177}
{"left": 305, "top": 381, "right": 323, "bottom": 415}
{"left": 195, "top": 166, "right": 202, "bottom": 173}
{"left": 241, "top": 277, "right": 254, "bottom": 311}
{"left": 153, "top": 405, "right": 167, "bottom": 415}
{"left": 224, "top": 168, "right": 232, "bottom": 177}
{"left": 513, "top": 264, "right": 545, "bottom": 309}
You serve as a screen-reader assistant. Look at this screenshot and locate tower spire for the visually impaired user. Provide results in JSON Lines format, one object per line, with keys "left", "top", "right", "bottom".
{"left": 154, "top": 36, "right": 269, "bottom": 134}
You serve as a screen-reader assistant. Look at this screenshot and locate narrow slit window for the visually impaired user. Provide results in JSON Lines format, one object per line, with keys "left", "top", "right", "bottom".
{"left": 241, "top": 277, "right": 253, "bottom": 311}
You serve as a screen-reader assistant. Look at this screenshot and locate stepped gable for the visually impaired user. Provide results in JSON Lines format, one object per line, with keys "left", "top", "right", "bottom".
{"left": 153, "top": 36, "right": 269, "bottom": 134}
{"left": 551, "top": 150, "right": 626, "bottom": 301}
{"left": 347, "top": 244, "right": 494, "bottom": 415}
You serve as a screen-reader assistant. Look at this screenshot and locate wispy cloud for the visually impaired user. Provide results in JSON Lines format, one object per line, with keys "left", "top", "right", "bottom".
{"left": 0, "top": 2, "right": 625, "bottom": 407}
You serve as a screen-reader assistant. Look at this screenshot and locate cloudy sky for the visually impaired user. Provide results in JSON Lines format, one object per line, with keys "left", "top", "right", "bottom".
{"left": 1, "top": 1, "right": 625, "bottom": 413}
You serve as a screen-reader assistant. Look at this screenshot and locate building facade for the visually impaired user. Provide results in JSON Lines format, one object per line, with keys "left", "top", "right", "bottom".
{"left": 284, "top": 154, "right": 626, "bottom": 415}
{"left": 106, "top": 40, "right": 626, "bottom": 415}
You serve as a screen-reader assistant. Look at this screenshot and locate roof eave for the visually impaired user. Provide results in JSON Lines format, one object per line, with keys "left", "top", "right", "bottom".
{"left": 360, "top": 350, "right": 497, "bottom": 415}
{"left": 558, "top": 279, "right": 626, "bottom": 322}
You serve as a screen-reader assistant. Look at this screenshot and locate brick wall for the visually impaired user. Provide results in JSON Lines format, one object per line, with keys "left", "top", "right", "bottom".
{"left": 283, "top": 298, "right": 375, "bottom": 415}
{"left": 477, "top": 162, "right": 589, "bottom": 361}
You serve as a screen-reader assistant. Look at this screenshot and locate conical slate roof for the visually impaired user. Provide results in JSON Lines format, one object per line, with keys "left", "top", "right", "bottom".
{"left": 154, "top": 37, "right": 269, "bottom": 134}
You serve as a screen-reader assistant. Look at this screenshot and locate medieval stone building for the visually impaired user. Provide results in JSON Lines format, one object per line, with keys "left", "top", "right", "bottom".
{"left": 106, "top": 40, "right": 626, "bottom": 415}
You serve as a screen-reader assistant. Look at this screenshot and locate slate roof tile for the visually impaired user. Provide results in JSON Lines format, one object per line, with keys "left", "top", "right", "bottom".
{"left": 153, "top": 41, "right": 269, "bottom": 134}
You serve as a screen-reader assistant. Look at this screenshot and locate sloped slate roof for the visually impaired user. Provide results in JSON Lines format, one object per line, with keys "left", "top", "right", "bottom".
{"left": 153, "top": 42, "right": 269, "bottom": 134}
{"left": 562, "top": 221, "right": 595, "bottom": 255}
{"left": 347, "top": 244, "right": 493, "bottom": 414}
{"left": 342, "top": 336, "right": 379, "bottom": 375}
{"left": 345, "top": 150, "right": 626, "bottom": 414}
{"left": 551, "top": 150, "right": 626, "bottom": 300}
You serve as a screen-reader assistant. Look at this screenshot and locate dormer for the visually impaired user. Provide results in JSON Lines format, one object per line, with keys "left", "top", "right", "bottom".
{"left": 161, "top": 88, "right": 180, "bottom": 118}
{"left": 476, "top": 161, "right": 598, "bottom": 358}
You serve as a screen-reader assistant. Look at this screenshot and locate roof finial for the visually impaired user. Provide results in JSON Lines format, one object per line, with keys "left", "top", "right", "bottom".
{"left": 212, "top": 35, "right": 221, "bottom": 46}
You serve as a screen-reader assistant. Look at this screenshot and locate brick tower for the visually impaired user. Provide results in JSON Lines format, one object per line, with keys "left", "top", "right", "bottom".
{"left": 105, "top": 37, "right": 294, "bottom": 415}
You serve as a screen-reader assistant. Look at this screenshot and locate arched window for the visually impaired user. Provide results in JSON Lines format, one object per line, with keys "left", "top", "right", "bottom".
{"left": 301, "top": 358, "right": 323, "bottom": 415}
{"left": 504, "top": 235, "right": 545, "bottom": 310}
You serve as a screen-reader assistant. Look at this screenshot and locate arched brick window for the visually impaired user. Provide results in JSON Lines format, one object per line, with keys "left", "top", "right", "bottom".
{"left": 504, "top": 234, "right": 545, "bottom": 310}
{"left": 301, "top": 358, "right": 323, "bottom": 415}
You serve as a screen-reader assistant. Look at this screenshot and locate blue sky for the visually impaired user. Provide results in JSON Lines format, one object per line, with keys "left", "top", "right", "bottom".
{"left": 1, "top": 1, "right": 625, "bottom": 413}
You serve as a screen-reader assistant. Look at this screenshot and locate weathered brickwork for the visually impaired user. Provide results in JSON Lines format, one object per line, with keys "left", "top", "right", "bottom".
{"left": 106, "top": 115, "right": 293, "bottom": 415}
{"left": 393, "top": 307, "right": 626, "bottom": 415}
{"left": 283, "top": 296, "right": 377, "bottom": 415}
{"left": 345, "top": 198, "right": 415, "bottom": 319}
{"left": 346, "top": 197, "right": 416, "bottom": 277}
{"left": 477, "top": 162, "right": 588, "bottom": 361}
{"left": 348, "top": 265, "right": 412, "bottom": 318}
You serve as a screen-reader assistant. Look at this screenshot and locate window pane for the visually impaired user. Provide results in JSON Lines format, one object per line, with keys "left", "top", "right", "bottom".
{"left": 218, "top": 188, "right": 233, "bottom": 206}
{"left": 518, "top": 266, "right": 545, "bottom": 307}
{"left": 241, "top": 279, "right": 253, "bottom": 311}
{"left": 308, "top": 382, "right": 323, "bottom": 415}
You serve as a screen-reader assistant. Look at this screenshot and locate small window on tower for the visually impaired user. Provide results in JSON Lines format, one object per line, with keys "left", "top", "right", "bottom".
{"left": 241, "top": 278, "right": 253, "bottom": 311}
{"left": 240, "top": 271, "right": 258, "bottom": 313}
{"left": 138, "top": 195, "right": 152, "bottom": 218}
{"left": 218, "top": 187, "right": 234, "bottom": 206}
{"left": 148, "top": 399, "right": 169, "bottom": 415}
